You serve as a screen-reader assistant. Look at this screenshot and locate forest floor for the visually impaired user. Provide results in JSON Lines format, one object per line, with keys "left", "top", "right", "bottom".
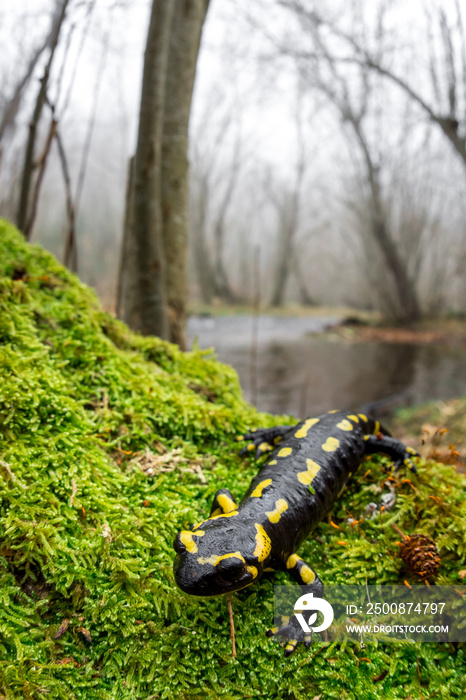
{"left": 391, "top": 397, "right": 466, "bottom": 473}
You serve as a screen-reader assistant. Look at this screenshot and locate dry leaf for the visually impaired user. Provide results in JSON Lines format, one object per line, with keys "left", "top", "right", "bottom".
{"left": 54, "top": 618, "right": 70, "bottom": 639}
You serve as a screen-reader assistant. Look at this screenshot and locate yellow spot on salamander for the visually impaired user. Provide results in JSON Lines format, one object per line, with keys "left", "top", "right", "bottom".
{"left": 322, "top": 436, "right": 340, "bottom": 452}
{"left": 179, "top": 530, "right": 205, "bottom": 553}
{"left": 247, "top": 565, "right": 258, "bottom": 578}
{"left": 197, "top": 551, "right": 245, "bottom": 566}
{"left": 358, "top": 413, "right": 368, "bottom": 422}
{"left": 347, "top": 414, "right": 359, "bottom": 422}
{"left": 268, "top": 459, "right": 277, "bottom": 465}
{"left": 277, "top": 447, "right": 292, "bottom": 457}
{"left": 374, "top": 420, "right": 380, "bottom": 434}
{"left": 300, "top": 564, "right": 316, "bottom": 584}
{"left": 286, "top": 553, "right": 300, "bottom": 569}
{"left": 265, "top": 499, "right": 289, "bottom": 523}
{"left": 217, "top": 493, "right": 237, "bottom": 513}
{"left": 247, "top": 443, "right": 255, "bottom": 451}
{"left": 337, "top": 419, "right": 353, "bottom": 431}
{"left": 251, "top": 479, "right": 272, "bottom": 497}
{"left": 294, "top": 418, "right": 319, "bottom": 438}
{"left": 254, "top": 523, "right": 271, "bottom": 561}
{"left": 258, "top": 442, "right": 272, "bottom": 452}
{"left": 297, "top": 458, "right": 321, "bottom": 485}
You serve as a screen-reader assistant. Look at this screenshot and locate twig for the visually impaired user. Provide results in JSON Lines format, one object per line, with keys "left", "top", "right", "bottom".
{"left": 391, "top": 523, "right": 408, "bottom": 540}
{"left": 226, "top": 594, "right": 236, "bottom": 658}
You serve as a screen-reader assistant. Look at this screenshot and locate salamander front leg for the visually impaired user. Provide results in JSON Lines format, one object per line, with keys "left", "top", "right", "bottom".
{"left": 266, "top": 554, "right": 323, "bottom": 657}
{"left": 237, "top": 425, "right": 293, "bottom": 459}
{"left": 364, "top": 435, "right": 420, "bottom": 473}
{"left": 209, "top": 488, "right": 238, "bottom": 516}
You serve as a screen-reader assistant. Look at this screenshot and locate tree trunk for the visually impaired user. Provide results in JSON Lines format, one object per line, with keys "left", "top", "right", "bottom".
{"left": 161, "top": 0, "right": 210, "bottom": 348}
{"left": 16, "top": 0, "right": 70, "bottom": 236}
{"left": 349, "top": 114, "right": 421, "bottom": 323}
{"left": 122, "top": 0, "right": 175, "bottom": 338}
{"left": 270, "top": 202, "right": 298, "bottom": 307}
{"left": 192, "top": 229, "right": 216, "bottom": 304}
{"left": 212, "top": 217, "right": 236, "bottom": 303}
{"left": 270, "top": 230, "right": 293, "bottom": 306}
{"left": 116, "top": 157, "right": 135, "bottom": 318}
{"left": 189, "top": 174, "right": 216, "bottom": 304}
{"left": 293, "top": 252, "right": 315, "bottom": 306}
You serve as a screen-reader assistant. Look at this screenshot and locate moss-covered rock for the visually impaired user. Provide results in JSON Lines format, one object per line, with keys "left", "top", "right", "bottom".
{"left": 0, "top": 220, "right": 465, "bottom": 699}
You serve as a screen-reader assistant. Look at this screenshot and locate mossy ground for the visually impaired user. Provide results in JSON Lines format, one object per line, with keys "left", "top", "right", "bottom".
{"left": 393, "top": 398, "right": 466, "bottom": 460}
{"left": 0, "top": 220, "right": 465, "bottom": 699}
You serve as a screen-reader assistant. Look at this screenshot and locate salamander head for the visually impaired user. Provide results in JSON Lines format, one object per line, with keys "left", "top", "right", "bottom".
{"left": 173, "top": 518, "right": 268, "bottom": 597}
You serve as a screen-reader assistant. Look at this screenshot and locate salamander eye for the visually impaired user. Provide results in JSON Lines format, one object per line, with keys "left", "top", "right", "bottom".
{"left": 217, "top": 557, "right": 245, "bottom": 580}
{"left": 173, "top": 533, "right": 187, "bottom": 554}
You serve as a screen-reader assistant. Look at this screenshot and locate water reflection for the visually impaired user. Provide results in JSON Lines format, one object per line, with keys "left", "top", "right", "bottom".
{"left": 188, "top": 316, "right": 466, "bottom": 418}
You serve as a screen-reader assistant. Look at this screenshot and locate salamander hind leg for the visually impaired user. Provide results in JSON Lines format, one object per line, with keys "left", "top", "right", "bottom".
{"left": 266, "top": 554, "right": 324, "bottom": 657}
{"left": 209, "top": 488, "right": 238, "bottom": 516}
{"left": 237, "top": 425, "right": 293, "bottom": 459}
{"left": 364, "top": 435, "right": 420, "bottom": 473}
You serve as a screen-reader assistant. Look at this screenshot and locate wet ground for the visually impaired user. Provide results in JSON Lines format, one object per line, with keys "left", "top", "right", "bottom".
{"left": 187, "top": 315, "right": 466, "bottom": 419}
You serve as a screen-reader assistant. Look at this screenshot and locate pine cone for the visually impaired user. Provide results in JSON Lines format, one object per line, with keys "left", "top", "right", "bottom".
{"left": 399, "top": 534, "right": 440, "bottom": 578}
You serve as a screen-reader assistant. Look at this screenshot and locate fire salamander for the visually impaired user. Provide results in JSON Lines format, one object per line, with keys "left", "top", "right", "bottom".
{"left": 173, "top": 410, "right": 419, "bottom": 656}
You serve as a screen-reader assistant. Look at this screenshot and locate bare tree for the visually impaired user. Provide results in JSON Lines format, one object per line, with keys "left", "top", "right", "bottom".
{"left": 292, "top": 0, "right": 466, "bottom": 173}
{"left": 189, "top": 88, "right": 248, "bottom": 306}
{"left": 274, "top": 1, "right": 424, "bottom": 321}
{"left": 16, "top": 0, "right": 71, "bottom": 236}
{"left": 268, "top": 100, "right": 310, "bottom": 307}
{"left": 119, "top": 0, "right": 210, "bottom": 345}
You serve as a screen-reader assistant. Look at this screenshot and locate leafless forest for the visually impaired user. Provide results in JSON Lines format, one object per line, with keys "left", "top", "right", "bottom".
{"left": 1, "top": 0, "right": 466, "bottom": 329}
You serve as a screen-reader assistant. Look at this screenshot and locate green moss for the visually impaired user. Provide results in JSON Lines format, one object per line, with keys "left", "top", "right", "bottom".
{"left": 0, "top": 219, "right": 465, "bottom": 699}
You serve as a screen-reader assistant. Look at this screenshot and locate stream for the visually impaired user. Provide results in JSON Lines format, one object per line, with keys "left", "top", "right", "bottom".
{"left": 187, "top": 315, "right": 466, "bottom": 418}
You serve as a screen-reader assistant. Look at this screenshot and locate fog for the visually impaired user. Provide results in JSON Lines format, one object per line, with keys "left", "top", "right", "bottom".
{"left": 1, "top": 0, "right": 466, "bottom": 315}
